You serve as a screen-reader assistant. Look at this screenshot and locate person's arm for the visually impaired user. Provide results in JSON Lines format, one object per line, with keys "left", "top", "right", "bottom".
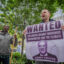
{"left": 61, "top": 26, "right": 64, "bottom": 30}
{"left": 23, "top": 28, "right": 27, "bottom": 36}
{"left": 60, "top": 20, "right": 64, "bottom": 30}
{"left": 10, "top": 34, "right": 18, "bottom": 47}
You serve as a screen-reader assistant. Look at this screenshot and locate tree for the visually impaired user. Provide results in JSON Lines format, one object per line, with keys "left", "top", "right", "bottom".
{"left": 0, "top": 0, "right": 64, "bottom": 55}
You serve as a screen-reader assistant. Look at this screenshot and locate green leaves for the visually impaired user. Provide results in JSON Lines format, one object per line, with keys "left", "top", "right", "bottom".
{"left": 0, "top": 0, "right": 64, "bottom": 38}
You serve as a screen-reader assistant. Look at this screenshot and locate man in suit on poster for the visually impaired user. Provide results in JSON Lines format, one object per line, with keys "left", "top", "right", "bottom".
{"left": 33, "top": 41, "right": 58, "bottom": 62}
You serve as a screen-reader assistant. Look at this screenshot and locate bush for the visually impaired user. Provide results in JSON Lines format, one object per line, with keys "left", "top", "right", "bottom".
{"left": 12, "top": 52, "right": 35, "bottom": 64}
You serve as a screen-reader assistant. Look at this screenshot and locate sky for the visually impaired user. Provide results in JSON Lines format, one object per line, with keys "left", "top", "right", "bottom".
{"left": 53, "top": 8, "right": 64, "bottom": 18}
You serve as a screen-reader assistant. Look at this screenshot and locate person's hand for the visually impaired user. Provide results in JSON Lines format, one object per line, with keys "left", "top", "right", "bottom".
{"left": 61, "top": 26, "right": 64, "bottom": 30}
{"left": 23, "top": 29, "right": 27, "bottom": 36}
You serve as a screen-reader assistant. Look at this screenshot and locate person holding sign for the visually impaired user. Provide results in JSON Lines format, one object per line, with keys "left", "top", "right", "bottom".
{"left": 35, "top": 9, "right": 58, "bottom": 64}
{"left": 23, "top": 9, "right": 64, "bottom": 64}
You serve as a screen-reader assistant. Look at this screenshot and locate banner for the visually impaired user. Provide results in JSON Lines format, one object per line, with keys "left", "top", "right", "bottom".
{"left": 26, "top": 21, "right": 64, "bottom": 62}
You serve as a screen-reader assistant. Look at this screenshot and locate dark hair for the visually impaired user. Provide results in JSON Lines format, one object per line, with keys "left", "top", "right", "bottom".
{"left": 41, "top": 9, "right": 50, "bottom": 14}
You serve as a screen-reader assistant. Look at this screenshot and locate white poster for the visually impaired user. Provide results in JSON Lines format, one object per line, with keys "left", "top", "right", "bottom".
{"left": 26, "top": 21, "right": 64, "bottom": 62}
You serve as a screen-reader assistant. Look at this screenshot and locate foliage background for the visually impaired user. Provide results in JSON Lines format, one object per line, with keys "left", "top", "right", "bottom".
{"left": 0, "top": 0, "right": 64, "bottom": 36}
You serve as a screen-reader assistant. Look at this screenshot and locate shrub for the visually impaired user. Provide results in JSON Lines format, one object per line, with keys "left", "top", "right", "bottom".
{"left": 11, "top": 52, "right": 35, "bottom": 64}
